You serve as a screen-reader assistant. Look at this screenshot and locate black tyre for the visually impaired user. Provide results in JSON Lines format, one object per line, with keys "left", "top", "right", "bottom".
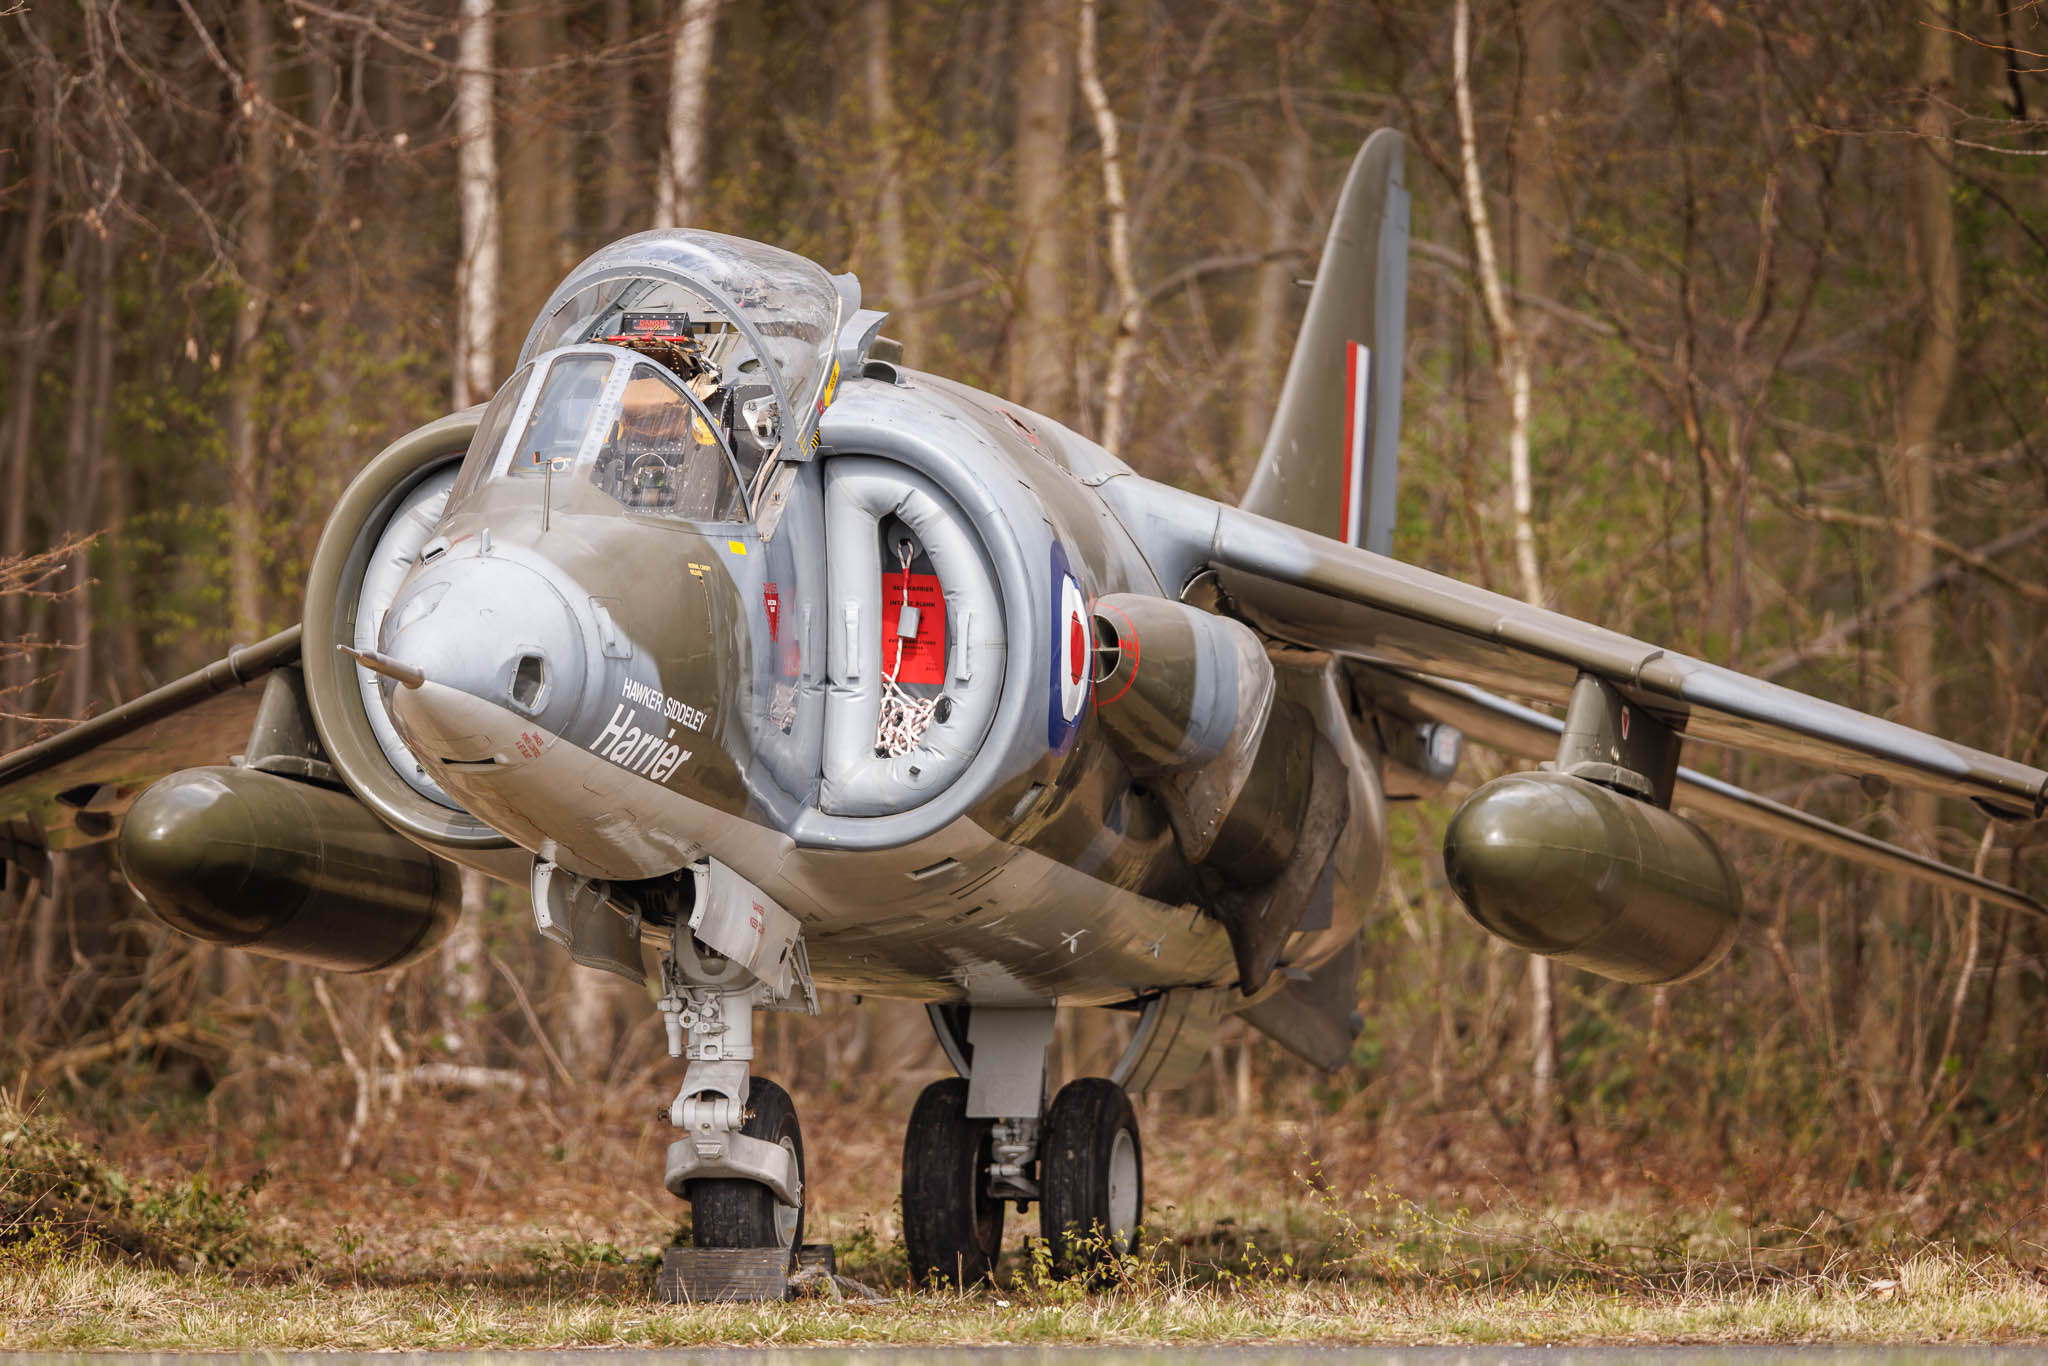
{"left": 686, "top": 1076, "right": 805, "bottom": 1265}
{"left": 902, "top": 1076, "right": 1005, "bottom": 1286}
{"left": 1038, "top": 1077, "right": 1142, "bottom": 1278}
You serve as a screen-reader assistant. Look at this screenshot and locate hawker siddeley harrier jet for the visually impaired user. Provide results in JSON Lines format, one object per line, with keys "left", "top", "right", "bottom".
{"left": 4, "top": 130, "right": 2045, "bottom": 1287}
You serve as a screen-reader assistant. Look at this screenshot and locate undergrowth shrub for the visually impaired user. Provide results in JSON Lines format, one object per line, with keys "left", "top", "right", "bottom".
{"left": 0, "top": 1094, "right": 262, "bottom": 1269}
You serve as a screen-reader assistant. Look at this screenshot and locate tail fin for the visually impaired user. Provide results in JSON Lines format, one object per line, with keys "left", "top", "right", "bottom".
{"left": 1238, "top": 129, "right": 1409, "bottom": 556}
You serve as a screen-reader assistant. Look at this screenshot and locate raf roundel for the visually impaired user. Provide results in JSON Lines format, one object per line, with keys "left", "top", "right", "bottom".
{"left": 1047, "top": 541, "right": 1090, "bottom": 753}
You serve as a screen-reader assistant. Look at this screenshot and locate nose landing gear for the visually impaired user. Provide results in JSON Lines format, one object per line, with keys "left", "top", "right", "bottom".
{"left": 650, "top": 863, "right": 817, "bottom": 1302}
{"left": 680, "top": 1074, "right": 805, "bottom": 1260}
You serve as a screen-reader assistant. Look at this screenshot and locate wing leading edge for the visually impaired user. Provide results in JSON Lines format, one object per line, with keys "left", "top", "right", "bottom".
{"left": 0, "top": 627, "right": 303, "bottom": 856}
{"left": 1097, "top": 475, "right": 2046, "bottom": 906}
{"left": 1180, "top": 496, "right": 2047, "bottom": 817}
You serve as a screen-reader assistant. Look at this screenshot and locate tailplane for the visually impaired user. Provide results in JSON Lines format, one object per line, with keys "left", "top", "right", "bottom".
{"left": 1238, "top": 129, "right": 1409, "bottom": 555}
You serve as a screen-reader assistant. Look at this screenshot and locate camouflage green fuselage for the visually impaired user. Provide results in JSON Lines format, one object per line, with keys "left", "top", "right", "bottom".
{"left": 394, "top": 367, "right": 1379, "bottom": 1007}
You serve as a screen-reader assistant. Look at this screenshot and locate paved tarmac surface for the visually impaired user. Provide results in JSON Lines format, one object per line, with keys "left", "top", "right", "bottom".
{"left": 5, "top": 1350, "right": 2047, "bottom": 1365}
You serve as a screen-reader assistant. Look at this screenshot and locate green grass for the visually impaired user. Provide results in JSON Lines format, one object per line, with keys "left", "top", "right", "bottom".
{"left": 4, "top": 1239, "right": 2047, "bottom": 1348}
{"left": 1, "top": 1096, "right": 263, "bottom": 1271}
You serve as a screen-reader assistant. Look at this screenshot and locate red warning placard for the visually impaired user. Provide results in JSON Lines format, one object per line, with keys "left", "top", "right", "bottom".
{"left": 880, "top": 572, "right": 947, "bottom": 685}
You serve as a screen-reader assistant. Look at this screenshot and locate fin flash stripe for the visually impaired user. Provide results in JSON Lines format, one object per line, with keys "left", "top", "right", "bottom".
{"left": 1341, "top": 340, "right": 1371, "bottom": 547}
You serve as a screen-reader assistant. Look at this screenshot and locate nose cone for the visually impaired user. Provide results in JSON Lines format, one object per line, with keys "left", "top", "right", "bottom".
{"left": 380, "top": 555, "right": 590, "bottom": 760}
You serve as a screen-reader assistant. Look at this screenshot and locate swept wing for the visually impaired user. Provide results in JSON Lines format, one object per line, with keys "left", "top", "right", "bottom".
{"left": 1108, "top": 477, "right": 2048, "bottom": 911}
{"left": 0, "top": 629, "right": 302, "bottom": 857}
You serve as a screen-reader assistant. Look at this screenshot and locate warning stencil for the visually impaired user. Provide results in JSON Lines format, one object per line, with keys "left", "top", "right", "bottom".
{"left": 881, "top": 572, "right": 947, "bottom": 686}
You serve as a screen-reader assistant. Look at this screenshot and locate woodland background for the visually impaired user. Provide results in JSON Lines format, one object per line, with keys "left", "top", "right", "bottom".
{"left": 2, "top": 0, "right": 2048, "bottom": 1237}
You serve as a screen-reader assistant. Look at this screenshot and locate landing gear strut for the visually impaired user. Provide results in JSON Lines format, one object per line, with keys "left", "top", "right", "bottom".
{"left": 902, "top": 1005, "right": 1145, "bottom": 1284}
{"left": 654, "top": 863, "right": 816, "bottom": 1286}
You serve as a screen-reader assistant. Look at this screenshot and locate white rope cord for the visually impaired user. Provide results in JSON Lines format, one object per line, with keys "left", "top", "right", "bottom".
{"left": 876, "top": 539, "right": 942, "bottom": 758}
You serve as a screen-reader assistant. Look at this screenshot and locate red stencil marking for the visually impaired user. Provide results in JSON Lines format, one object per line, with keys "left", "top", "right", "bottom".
{"left": 881, "top": 572, "right": 947, "bottom": 685}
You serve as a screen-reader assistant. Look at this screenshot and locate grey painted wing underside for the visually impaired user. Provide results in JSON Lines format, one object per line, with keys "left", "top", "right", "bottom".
{"left": 0, "top": 627, "right": 303, "bottom": 853}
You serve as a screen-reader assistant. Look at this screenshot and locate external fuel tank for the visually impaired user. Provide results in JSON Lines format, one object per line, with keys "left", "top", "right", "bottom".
{"left": 118, "top": 766, "right": 462, "bottom": 973}
{"left": 1441, "top": 770, "right": 1741, "bottom": 985}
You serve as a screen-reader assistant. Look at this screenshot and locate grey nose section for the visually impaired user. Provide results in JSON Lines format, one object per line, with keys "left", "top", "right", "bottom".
{"left": 379, "top": 557, "right": 590, "bottom": 756}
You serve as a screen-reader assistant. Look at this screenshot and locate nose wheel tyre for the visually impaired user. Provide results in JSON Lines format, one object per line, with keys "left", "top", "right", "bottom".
{"left": 685, "top": 1076, "right": 805, "bottom": 1268}
{"left": 1039, "top": 1077, "right": 1142, "bottom": 1278}
{"left": 902, "top": 1076, "right": 1005, "bottom": 1286}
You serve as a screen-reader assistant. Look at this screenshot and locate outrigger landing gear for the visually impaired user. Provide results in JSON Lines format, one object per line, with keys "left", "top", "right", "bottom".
{"left": 652, "top": 863, "right": 817, "bottom": 1302}
{"left": 903, "top": 1005, "right": 1146, "bottom": 1285}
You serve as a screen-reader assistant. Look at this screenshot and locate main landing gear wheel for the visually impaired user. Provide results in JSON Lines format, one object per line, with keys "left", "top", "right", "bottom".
{"left": 902, "top": 1076, "right": 1005, "bottom": 1286}
{"left": 1039, "top": 1077, "right": 1143, "bottom": 1278}
{"left": 686, "top": 1076, "right": 805, "bottom": 1267}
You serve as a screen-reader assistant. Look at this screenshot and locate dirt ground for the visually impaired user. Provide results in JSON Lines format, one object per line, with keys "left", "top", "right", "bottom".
{"left": 78, "top": 1062, "right": 2048, "bottom": 1291}
{"left": 10, "top": 1069, "right": 2048, "bottom": 1348}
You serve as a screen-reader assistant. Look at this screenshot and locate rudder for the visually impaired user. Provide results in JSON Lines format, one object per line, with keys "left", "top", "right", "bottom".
{"left": 1238, "top": 130, "right": 1409, "bottom": 555}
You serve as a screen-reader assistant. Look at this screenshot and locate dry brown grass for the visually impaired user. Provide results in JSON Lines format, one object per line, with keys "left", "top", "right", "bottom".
{"left": 6, "top": 1079, "right": 2048, "bottom": 1347}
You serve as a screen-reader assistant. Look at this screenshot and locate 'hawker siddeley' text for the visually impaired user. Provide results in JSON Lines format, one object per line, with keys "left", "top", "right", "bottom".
{"left": 621, "top": 677, "right": 707, "bottom": 731}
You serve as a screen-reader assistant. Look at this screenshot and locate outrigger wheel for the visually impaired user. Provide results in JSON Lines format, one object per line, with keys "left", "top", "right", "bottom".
{"left": 902, "top": 1076, "right": 1005, "bottom": 1286}
{"left": 1040, "top": 1077, "right": 1143, "bottom": 1277}
{"left": 686, "top": 1076, "right": 806, "bottom": 1266}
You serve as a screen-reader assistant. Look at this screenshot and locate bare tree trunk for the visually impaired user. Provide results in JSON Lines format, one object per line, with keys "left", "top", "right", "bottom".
{"left": 1453, "top": 0, "right": 1541, "bottom": 609}
{"left": 453, "top": 0, "right": 499, "bottom": 410}
{"left": 600, "top": 0, "right": 639, "bottom": 239}
{"left": 1077, "top": 0, "right": 1139, "bottom": 451}
{"left": 653, "top": 0, "right": 722, "bottom": 230}
{"left": 78, "top": 227, "right": 116, "bottom": 710}
{"left": 1008, "top": 0, "right": 1074, "bottom": 412}
{"left": 1454, "top": 0, "right": 1559, "bottom": 1142}
{"left": 440, "top": 867, "right": 492, "bottom": 1058}
{"left": 101, "top": 461, "right": 143, "bottom": 697}
{"left": 2, "top": 61, "right": 52, "bottom": 748}
{"left": 226, "top": 0, "right": 275, "bottom": 645}
{"left": 862, "top": 0, "right": 922, "bottom": 361}
{"left": 501, "top": 3, "right": 575, "bottom": 369}
{"left": 60, "top": 229, "right": 110, "bottom": 723}
{"left": 307, "top": 22, "right": 359, "bottom": 489}
{"left": 1891, "top": 0, "right": 1956, "bottom": 892}
{"left": 1232, "top": 135, "right": 1309, "bottom": 463}
{"left": 29, "top": 855, "right": 66, "bottom": 1044}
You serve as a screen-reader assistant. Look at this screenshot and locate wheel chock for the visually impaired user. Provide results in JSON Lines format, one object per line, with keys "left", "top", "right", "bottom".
{"left": 655, "top": 1246, "right": 790, "bottom": 1303}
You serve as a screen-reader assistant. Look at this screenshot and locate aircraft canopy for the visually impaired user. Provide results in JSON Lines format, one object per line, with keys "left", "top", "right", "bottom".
{"left": 518, "top": 230, "right": 846, "bottom": 464}
{"left": 448, "top": 346, "right": 748, "bottom": 525}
